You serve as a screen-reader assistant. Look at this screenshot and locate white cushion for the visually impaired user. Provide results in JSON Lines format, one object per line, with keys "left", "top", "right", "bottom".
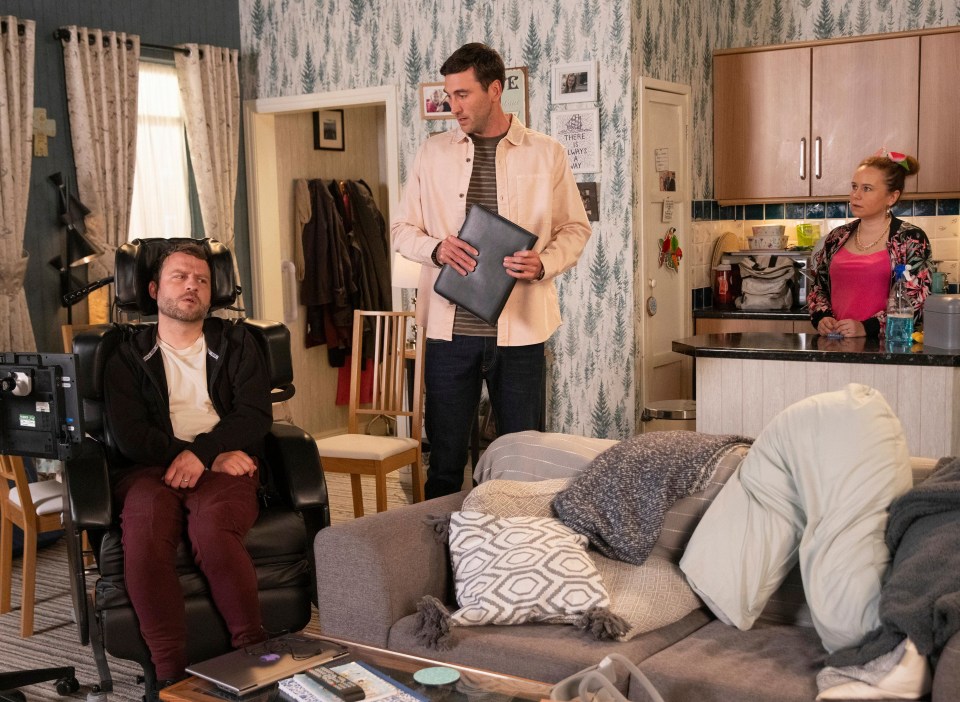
{"left": 448, "top": 510, "right": 610, "bottom": 627}
{"left": 681, "top": 383, "right": 912, "bottom": 653}
{"left": 9, "top": 479, "right": 64, "bottom": 516}
{"left": 315, "top": 434, "right": 418, "bottom": 460}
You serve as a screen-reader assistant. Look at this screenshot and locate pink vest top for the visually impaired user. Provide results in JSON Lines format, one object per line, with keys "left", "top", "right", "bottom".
{"left": 829, "top": 247, "right": 890, "bottom": 322}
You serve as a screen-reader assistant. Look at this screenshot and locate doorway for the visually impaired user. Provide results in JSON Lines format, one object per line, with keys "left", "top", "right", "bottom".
{"left": 243, "top": 86, "right": 401, "bottom": 436}
{"left": 634, "top": 78, "right": 693, "bottom": 430}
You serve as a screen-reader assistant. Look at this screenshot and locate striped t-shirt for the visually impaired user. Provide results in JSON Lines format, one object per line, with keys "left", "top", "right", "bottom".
{"left": 453, "top": 131, "right": 506, "bottom": 336}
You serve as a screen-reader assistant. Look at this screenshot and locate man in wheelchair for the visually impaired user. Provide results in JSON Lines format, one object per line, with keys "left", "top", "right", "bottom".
{"left": 102, "top": 240, "right": 270, "bottom": 686}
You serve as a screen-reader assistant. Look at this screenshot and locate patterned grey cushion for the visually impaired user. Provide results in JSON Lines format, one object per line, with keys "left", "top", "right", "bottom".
{"left": 462, "top": 479, "right": 705, "bottom": 641}
{"left": 448, "top": 511, "right": 610, "bottom": 627}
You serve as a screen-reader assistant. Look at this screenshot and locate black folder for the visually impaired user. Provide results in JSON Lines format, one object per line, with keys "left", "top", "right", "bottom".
{"left": 433, "top": 204, "right": 538, "bottom": 325}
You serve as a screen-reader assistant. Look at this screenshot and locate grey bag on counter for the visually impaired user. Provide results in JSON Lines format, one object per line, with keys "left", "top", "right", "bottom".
{"left": 735, "top": 255, "right": 796, "bottom": 310}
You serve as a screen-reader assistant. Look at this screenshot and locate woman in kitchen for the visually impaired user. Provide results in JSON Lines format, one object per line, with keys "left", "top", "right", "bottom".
{"left": 808, "top": 151, "right": 931, "bottom": 338}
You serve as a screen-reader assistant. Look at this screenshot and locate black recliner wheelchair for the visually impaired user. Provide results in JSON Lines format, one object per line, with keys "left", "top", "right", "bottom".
{"left": 62, "top": 238, "right": 329, "bottom": 699}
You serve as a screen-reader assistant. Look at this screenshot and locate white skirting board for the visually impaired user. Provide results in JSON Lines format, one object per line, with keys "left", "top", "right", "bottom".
{"left": 695, "top": 356, "right": 960, "bottom": 458}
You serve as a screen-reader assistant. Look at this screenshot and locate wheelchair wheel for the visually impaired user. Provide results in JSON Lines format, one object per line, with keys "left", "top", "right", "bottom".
{"left": 55, "top": 677, "right": 80, "bottom": 695}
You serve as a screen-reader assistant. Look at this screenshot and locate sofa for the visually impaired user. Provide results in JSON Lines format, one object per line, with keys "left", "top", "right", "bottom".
{"left": 315, "top": 446, "right": 960, "bottom": 702}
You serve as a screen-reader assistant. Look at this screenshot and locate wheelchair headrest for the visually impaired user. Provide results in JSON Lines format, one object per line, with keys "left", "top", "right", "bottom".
{"left": 114, "top": 238, "right": 237, "bottom": 315}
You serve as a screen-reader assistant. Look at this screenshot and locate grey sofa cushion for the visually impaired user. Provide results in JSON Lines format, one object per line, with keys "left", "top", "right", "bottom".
{"left": 387, "top": 608, "right": 711, "bottom": 683}
{"left": 632, "top": 620, "right": 824, "bottom": 702}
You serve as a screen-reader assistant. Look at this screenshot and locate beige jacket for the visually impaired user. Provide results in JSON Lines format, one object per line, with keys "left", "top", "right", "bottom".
{"left": 392, "top": 117, "right": 592, "bottom": 345}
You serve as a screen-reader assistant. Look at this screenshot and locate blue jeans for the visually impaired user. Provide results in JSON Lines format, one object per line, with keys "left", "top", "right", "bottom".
{"left": 424, "top": 336, "right": 544, "bottom": 499}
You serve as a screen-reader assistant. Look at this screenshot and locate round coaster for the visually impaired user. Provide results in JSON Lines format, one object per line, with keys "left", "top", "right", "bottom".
{"left": 413, "top": 666, "right": 461, "bottom": 686}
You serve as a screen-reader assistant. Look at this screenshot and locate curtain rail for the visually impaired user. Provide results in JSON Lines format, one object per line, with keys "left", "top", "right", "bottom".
{"left": 53, "top": 28, "right": 199, "bottom": 57}
{"left": 1, "top": 20, "right": 27, "bottom": 36}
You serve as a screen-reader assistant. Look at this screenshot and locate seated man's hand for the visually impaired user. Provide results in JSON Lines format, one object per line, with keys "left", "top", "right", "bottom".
{"left": 211, "top": 450, "right": 258, "bottom": 477}
{"left": 165, "top": 450, "right": 205, "bottom": 489}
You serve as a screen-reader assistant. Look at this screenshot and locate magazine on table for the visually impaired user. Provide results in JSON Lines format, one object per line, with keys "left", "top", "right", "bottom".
{"left": 279, "top": 661, "right": 429, "bottom": 702}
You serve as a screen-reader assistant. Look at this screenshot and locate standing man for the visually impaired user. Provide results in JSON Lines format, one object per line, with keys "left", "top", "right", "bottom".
{"left": 103, "top": 242, "right": 271, "bottom": 686}
{"left": 393, "top": 43, "right": 591, "bottom": 499}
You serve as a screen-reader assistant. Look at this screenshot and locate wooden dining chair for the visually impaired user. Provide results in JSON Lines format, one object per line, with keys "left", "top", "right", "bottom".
{"left": 0, "top": 455, "right": 65, "bottom": 636}
{"left": 315, "top": 310, "right": 425, "bottom": 517}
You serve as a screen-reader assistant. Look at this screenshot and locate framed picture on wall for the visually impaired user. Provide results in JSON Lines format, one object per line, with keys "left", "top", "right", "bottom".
{"left": 550, "top": 108, "right": 600, "bottom": 174}
{"left": 502, "top": 66, "right": 529, "bottom": 124}
{"left": 313, "top": 109, "right": 345, "bottom": 150}
{"left": 420, "top": 83, "right": 453, "bottom": 120}
{"left": 551, "top": 61, "right": 597, "bottom": 104}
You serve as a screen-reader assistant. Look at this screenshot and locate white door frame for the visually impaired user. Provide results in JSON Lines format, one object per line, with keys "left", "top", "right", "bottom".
{"left": 243, "top": 85, "right": 401, "bottom": 320}
{"left": 634, "top": 77, "right": 693, "bottom": 423}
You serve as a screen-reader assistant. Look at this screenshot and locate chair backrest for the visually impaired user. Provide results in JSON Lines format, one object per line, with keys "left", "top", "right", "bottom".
{"left": 0, "top": 455, "right": 35, "bottom": 520}
{"left": 346, "top": 311, "right": 424, "bottom": 439}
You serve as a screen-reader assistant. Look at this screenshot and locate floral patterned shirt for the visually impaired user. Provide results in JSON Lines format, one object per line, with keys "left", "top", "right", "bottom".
{"left": 808, "top": 216, "right": 931, "bottom": 338}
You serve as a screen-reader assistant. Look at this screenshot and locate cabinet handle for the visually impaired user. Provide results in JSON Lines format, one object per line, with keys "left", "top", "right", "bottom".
{"left": 814, "top": 137, "right": 822, "bottom": 180}
{"left": 799, "top": 138, "right": 806, "bottom": 180}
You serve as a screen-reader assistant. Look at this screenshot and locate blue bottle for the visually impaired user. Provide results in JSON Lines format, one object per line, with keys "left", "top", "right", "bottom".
{"left": 885, "top": 265, "right": 914, "bottom": 344}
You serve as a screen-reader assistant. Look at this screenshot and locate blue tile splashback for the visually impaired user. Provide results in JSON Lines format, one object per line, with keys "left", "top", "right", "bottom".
{"left": 826, "top": 202, "right": 846, "bottom": 218}
{"left": 938, "top": 199, "right": 959, "bottom": 216}
{"left": 691, "top": 198, "right": 960, "bottom": 221}
{"left": 785, "top": 203, "right": 805, "bottom": 219}
{"left": 764, "top": 203, "right": 784, "bottom": 219}
{"left": 892, "top": 201, "right": 913, "bottom": 217}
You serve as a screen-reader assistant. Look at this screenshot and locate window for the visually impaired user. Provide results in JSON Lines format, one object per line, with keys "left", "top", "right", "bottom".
{"left": 128, "top": 62, "right": 191, "bottom": 240}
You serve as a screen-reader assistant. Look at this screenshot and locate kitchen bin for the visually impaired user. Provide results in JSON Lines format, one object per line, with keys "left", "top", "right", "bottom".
{"left": 640, "top": 399, "right": 696, "bottom": 432}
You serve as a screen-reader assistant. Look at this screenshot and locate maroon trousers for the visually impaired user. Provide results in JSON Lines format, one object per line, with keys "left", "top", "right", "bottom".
{"left": 114, "top": 467, "right": 263, "bottom": 679}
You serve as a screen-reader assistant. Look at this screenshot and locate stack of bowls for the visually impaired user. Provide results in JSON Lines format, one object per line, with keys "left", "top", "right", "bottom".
{"left": 749, "top": 224, "right": 787, "bottom": 250}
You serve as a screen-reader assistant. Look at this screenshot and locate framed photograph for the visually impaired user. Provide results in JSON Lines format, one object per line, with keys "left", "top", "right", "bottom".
{"left": 502, "top": 66, "right": 529, "bottom": 125}
{"left": 420, "top": 83, "right": 453, "bottom": 120}
{"left": 313, "top": 109, "right": 345, "bottom": 151}
{"left": 552, "top": 61, "right": 597, "bottom": 104}
{"left": 550, "top": 108, "right": 600, "bottom": 174}
{"left": 419, "top": 67, "right": 529, "bottom": 124}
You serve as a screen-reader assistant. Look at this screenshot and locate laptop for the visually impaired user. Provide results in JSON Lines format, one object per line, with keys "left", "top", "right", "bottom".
{"left": 186, "top": 633, "right": 349, "bottom": 696}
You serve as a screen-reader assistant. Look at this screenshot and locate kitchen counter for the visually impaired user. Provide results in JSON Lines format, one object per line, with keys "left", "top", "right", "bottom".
{"left": 673, "top": 332, "right": 960, "bottom": 457}
{"left": 674, "top": 332, "right": 960, "bottom": 366}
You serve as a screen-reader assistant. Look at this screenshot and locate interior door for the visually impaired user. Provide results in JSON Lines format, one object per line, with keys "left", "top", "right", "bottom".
{"left": 637, "top": 82, "right": 692, "bottom": 424}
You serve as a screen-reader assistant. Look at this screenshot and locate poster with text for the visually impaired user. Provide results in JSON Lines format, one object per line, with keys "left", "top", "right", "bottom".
{"left": 550, "top": 108, "right": 600, "bottom": 175}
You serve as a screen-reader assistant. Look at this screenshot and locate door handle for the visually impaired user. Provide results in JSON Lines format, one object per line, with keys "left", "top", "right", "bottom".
{"left": 799, "top": 138, "right": 806, "bottom": 180}
{"left": 814, "top": 137, "right": 822, "bottom": 180}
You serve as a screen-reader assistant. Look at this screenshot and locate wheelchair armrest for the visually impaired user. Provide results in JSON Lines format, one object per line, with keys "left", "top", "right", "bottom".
{"left": 63, "top": 439, "right": 113, "bottom": 530}
{"left": 264, "top": 422, "right": 328, "bottom": 512}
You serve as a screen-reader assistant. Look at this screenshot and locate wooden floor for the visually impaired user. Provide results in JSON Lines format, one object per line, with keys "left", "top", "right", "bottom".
{"left": 324, "top": 462, "right": 473, "bottom": 525}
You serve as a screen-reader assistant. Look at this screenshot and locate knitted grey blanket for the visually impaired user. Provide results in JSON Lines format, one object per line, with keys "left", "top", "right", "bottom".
{"left": 827, "top": 455, "right": 960, "bottom": 668}
{"left": 552, "top": 431, "right": 753, "bottom": 565}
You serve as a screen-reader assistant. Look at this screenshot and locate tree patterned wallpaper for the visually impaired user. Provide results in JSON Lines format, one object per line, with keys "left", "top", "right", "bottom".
{"left": 239, "top": 0, "right": 959, "bottom": 439}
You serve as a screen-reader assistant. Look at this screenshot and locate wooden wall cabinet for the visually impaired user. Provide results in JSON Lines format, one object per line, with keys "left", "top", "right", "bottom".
{"left": 918, "top": 32, "right": 960, "bottom": 194}
{"left": 714, "top": 33, "right": 942, "bottom": 202}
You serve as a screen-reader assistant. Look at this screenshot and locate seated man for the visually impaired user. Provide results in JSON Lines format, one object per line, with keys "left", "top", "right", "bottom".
{"left": 103, "top": 241, "right": 271, "bottom": 685}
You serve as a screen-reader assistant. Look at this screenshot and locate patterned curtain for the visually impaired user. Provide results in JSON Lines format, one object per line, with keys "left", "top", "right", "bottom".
{"left": 59, "top": 25, "right": 139, "bottom": 314}
{"left": 0, "top": 17, "right": 36, "bottom": 352}
{"left": 175, "top": 44, "right": 243, "bottom": 317}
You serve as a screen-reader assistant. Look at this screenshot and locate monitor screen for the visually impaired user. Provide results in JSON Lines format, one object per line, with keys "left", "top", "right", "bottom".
{"left": 0, "top": 352, "right": 83, "bottom": 461}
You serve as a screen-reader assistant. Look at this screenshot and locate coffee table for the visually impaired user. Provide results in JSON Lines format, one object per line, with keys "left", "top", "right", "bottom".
{"left": 160, "top": 636, "right": 552, "bottom": 702}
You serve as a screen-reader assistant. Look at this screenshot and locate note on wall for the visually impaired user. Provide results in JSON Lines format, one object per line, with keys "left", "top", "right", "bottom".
{"left": 654, "top": 147, "right": 670, "bottom": 172}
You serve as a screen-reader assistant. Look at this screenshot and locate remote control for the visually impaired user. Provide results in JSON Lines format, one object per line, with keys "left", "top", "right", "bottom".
{"left": 305, "top": 666, "right": 365, "bottom": 701}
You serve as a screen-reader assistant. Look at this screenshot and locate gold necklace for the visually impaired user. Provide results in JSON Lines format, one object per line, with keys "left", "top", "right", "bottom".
{"left": 854, "top": 214, "right": 890, "bottom": 251}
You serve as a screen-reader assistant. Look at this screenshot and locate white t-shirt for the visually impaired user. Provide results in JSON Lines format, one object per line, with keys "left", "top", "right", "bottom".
{"left": 157, "top": 334, "right": 220, "bottom": 441}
